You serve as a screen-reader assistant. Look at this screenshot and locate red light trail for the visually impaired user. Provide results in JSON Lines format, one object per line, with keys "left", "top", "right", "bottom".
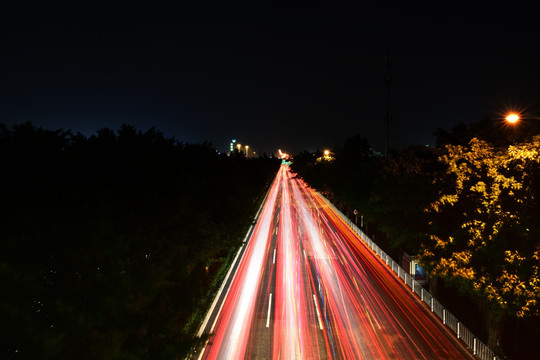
{"left": 195, "top": 165, "right": 475, "bottom": 359}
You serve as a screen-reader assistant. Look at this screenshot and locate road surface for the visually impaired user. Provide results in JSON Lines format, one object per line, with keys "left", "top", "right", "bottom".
{"left": 192, "top": 164, "right": 476, "bottom": 360}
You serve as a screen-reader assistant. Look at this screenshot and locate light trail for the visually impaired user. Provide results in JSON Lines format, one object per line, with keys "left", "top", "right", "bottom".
{"left": 313, "top": 294, "right": 324, "bottom": 330}
{"left": 197, "top": 164, "right": 476, "bottom": 360}
{"left": 273, "top": 169, "right": 319, "bottom": 359}
{"left": 201, "top": 166, "right": 283, "bottom": 360}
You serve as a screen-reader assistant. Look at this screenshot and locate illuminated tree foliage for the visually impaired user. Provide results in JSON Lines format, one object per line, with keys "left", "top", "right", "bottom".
{"left": 419, "top": 137, "right": 540, "bottom": 349}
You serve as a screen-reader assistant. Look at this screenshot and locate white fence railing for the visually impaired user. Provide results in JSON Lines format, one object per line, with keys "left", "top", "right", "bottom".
{"left": 318, "top": 193, "right": 499, "bottom": 360}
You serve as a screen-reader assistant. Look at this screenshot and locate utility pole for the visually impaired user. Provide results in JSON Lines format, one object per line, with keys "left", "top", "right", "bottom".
{"left": 384, "top": 50, "right": 392, "bottom": 158}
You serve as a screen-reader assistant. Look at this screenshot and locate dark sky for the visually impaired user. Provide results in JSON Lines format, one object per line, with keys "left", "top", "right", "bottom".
{"left": 2, "top": 1, "right": 539, "bottom": 155}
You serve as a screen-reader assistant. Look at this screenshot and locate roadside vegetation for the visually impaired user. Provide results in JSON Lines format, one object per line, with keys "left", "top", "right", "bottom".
{"left": 291, "top": 117, "right": 540, "bottom": 359}
{"left": 0, "top": 122, "right": 280, "bottom": 360}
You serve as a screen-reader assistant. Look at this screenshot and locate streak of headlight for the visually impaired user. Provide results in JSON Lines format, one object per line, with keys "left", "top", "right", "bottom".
{"left": 273, "top": 169, "right": 314, "bottom": 359}
{"left": 202, "top": 166, "right": 283, "bottom": 359}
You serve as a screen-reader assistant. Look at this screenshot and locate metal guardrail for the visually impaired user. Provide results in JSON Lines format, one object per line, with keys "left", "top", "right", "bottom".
{"left": 318, "top": 193, "right": 499, "bottom": 360}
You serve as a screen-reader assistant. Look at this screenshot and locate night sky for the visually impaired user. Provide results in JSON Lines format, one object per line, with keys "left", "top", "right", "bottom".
{"left": 2, "top": 2, "right": 539, "bottom": 155}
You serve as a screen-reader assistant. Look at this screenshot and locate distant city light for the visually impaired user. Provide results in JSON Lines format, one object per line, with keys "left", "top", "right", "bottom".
{"left": 229, "top": 139, "right": 237, "bottom": 154}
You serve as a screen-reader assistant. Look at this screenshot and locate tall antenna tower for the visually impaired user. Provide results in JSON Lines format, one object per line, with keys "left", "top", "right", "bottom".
{"left": 384, "top": 50, "right": 392, "bottom": 158}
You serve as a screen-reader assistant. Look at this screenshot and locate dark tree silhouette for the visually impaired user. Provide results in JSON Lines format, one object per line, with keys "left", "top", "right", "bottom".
{"left": 0, "top": 122, "right": 280, "bottom": 360}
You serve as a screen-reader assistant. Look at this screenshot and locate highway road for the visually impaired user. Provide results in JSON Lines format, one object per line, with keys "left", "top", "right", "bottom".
{"left": 191, "top": 164, "right": 476, "bottom": 359}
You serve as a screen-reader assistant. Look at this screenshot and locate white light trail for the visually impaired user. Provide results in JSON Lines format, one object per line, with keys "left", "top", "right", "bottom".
{"left": 313, "top": 294, "right": 324, "bottom": 330}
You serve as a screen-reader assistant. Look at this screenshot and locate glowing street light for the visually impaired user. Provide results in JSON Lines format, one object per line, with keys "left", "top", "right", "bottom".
{"left": 317, "top": 149, "right": 334, "bottom": 163}
{"left": 237, "top": 143, "right": 242, "bottom": 152}
{"left": 506, "top": 113, "right": 520, "bottom": 124}
{"left": 245, "top": 145, "right": 249, "bottom": 158}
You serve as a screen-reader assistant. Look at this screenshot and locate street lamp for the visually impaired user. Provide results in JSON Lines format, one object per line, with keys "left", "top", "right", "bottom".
{"left": 245, "top": 145, "right": 249, "bottom": 158}
{"left": 506, "top": 113, "right": 520, "bottom": 124}
{"left": 504, "top": 112, "right": 523, "bottom": 144}
{"left": 237, "top": 143, "right": 242, "bottom": 152}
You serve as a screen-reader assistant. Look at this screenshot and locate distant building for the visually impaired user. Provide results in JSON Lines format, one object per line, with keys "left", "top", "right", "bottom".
{"left": 229, "top": 139, "right": 257, "bottom": 158}
{"left": 229, "top": 139, "right": 237, "bottom": 155}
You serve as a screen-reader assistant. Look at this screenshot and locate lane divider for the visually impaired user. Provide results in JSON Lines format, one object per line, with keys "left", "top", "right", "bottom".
{"left": 313, "top": 294, "right": 324, "bottom": 330}
{"left": 266, "top": 293, "right": 273, "bottom": 327}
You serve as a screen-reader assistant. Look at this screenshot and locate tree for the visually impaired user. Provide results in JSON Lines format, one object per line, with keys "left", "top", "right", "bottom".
{"left": 435, "top": 116, "right": 540, "bottom": 148}
{"left": 368, "top": 145, "right": 444, "bottom": 253}
{"left": 419, "top": 137, "right": 540, "bottom": 355}
{"left": 0, "top": 122, "right": 280, "bottom": 359}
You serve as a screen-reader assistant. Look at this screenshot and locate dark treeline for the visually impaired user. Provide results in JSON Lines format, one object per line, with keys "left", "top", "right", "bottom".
{"left": 291, "top": 117, "right": 540, "bottom": 359}
{"left": 0, "top": 122, "right": 280, "bottom": 359}
{"left": 291, "top": 135, "right": 443, "bottom": 258}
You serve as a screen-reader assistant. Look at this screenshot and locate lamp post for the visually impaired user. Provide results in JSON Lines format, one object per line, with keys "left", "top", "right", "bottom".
{"left": 245, "top": 145, "right": 249, "bottom": 158}
{"left": 505, "top": 113, "right": 521, "bottom": 144}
